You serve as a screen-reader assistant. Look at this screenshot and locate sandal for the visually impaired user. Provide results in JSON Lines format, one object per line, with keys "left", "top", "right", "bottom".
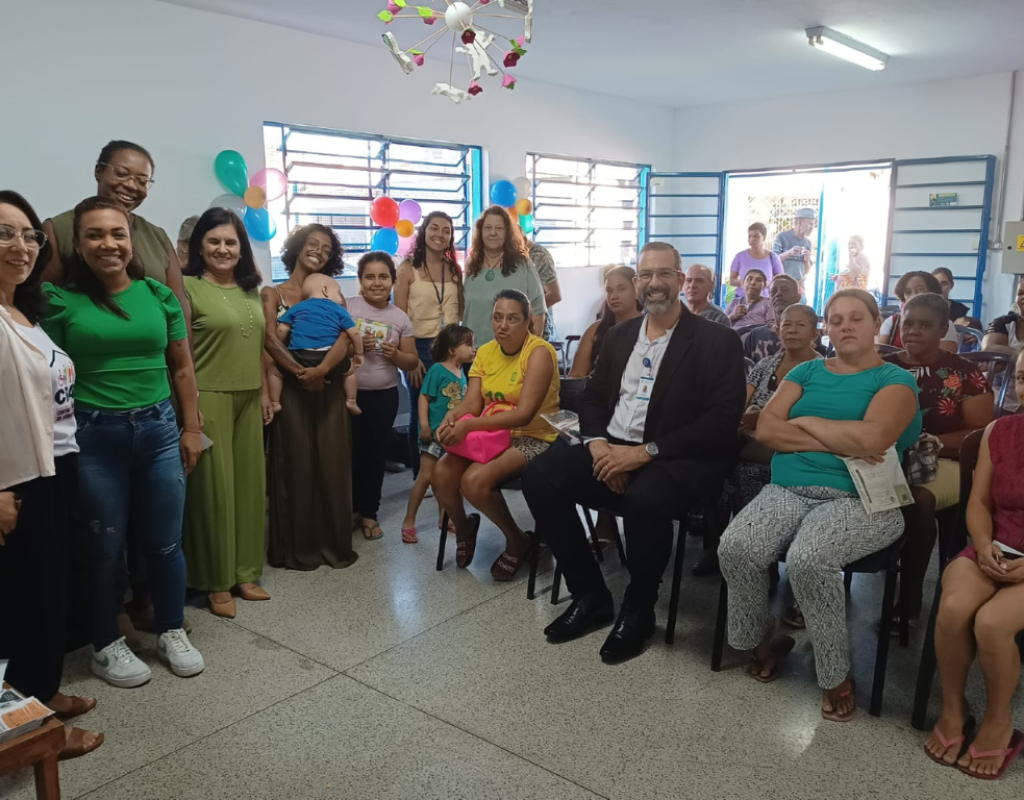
{"left": 821, "top": 680, "right": 856, "bottom": 723}
{"left": 925, "top": 716, "right": 976, "bottom": 767}
{"left": 456, "top": 514, "right": 480, "bottom": 568}
{"left": 52, "top": 695, "right": 97, "bottom": 722}
{"left": 747, "top": 635, "right": 796, "bottom": 684}
{"left": 782, "top": 603, "right": 806, "bottom": 630}
{"left": 402, "top": 527, "right": 418, "bottom": 544}
{"left": 958, "top": 729, "right": 1024, "bottom": 780}
{"left": 59, "top": 727, "right": 105, "bottom": 761}
{"left": 491, "top": 532, "right": 532, "bottom": 582}
{"left": 362, "top": 523, "right": 384, "bottom": 541}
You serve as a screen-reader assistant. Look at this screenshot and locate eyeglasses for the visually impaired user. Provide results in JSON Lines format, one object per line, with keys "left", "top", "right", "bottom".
{"left": 99, "top": 162, "right": 155, "bottom": 190}
{"left": 0, "top": 224, "right": 48, "bottom": 249}
{"left": 305, "top": 242, "right": 333, "bottom": 257}
{"left": 637, "top": 269, "right": 682, "bottom": 283}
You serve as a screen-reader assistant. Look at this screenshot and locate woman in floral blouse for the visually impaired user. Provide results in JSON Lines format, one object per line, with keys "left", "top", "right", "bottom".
{"left": 884, "top": 293, "right": 993, "bottom": 621}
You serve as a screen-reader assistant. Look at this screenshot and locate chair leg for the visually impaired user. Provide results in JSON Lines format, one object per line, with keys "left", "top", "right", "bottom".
{"left": 871, "top": 567, "right": 898, "bottom": 717}
{"left": 550, "top": 564, "right": 562, "bottom": 604}
{"left": 436, "top": 512, "right": 449, "bottom": 571}
{"left": 911, "top": 581, "right": 943, "bottom": 730}
{"left": 526, "top": 531, "right": 539, "bottom": 600}
{"left": 582, "top": 508, "right": 605, "bottom": 563}
{"left": 844, "top": 570, "right": 853, "bottom": 593}
{"left": 711, "top": 576, "right": 728, "bottom": 672}
{"left": 898, "top": 562, "right": 910, "bottom": 648}
{"left": 665, "top": 523, "right": 686, "bottom": 645}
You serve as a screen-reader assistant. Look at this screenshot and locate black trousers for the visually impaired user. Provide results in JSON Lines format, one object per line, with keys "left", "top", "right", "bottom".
{"left": 522, "top": 442, "right": 718, "bottom": 610}
{"left": 0, "top": 454, "right": 77, "bottom": 701}
{"left": 351, "top": 387, "right": 400, "bottom": 520}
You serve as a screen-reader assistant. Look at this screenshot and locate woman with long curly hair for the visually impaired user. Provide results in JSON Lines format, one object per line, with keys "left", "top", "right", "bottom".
{"left": 395, "top": 211, "right": 465, "bottom": 476}
{"left": 462, "top": 206, "right": 546, "bottom": 347}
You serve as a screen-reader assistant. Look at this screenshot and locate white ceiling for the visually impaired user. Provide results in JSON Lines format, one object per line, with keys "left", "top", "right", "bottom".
{"left": 160, "top": 0, "right": 1024, "bottom": 107}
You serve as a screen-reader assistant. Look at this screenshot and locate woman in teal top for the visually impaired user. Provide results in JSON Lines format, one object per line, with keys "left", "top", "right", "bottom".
{"left": 43, "top": 197, "right": 205, "bottom": 690}
{"left": 181, "top": 208, "right": 269, "bottom": 619}
{"left": 718, "top": 288, "right": 921, "bottom": 723}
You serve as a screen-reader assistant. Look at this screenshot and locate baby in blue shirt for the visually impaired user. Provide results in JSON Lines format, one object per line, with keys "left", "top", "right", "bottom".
{"left": 272, "top": 273, "right": 364, "bottom": 415}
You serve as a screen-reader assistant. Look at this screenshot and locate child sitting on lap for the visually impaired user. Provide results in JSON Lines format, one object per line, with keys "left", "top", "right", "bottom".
{"left": 272, "top": 273, "right": 364, "bottom": 415}
{"left": 401, "top": 325, "right": 475, "bottom": 544}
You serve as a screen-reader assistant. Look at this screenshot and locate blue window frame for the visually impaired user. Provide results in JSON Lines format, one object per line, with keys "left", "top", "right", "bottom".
{"left": 526, "top": 153, "right": 649, "bottom": 269}
{"left": 263, "top": 122, "right": 483, "bottom": 280}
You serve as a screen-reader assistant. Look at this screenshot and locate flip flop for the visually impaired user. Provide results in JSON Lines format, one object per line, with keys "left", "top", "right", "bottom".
{"left": 363, "top": 523, "right": 384, "bottom": 541}
{"left": 821, "top": 681, "right": 856, "bottom": 723}
{"left": 491, "top": 550, "right": 526, "bottom": 582}
{"left": 747, "top": 635, "right": 796, "bottom": 684}
{"left": 456, "top": 514, "right": 480, "bottom": 568}
{"left": 59, "top": 727, "right": 105, "bottom": 761}
{"left": 958, "top": 729, "right": 1024, "bottom": 780}
{"left": 53, "top": 695, "right": 97, "bottom": 722}
{"left": 402, "top": 527, "right": 418, "bottom": 544}
{"left": 925, "top": 716, "right": 976, "bottom": 767}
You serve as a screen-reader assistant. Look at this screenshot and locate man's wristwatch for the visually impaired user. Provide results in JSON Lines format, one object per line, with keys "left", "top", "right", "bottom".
{"left": 645, "top": 442, "right": 659, "bottom": 459}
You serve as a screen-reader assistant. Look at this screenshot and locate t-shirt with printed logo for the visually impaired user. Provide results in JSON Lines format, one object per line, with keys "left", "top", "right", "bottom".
{"left": 17, "top": 324, "right": 78, "bottom": 457}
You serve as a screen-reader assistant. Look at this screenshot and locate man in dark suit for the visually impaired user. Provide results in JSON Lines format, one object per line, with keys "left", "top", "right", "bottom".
{"left": 522, "top": 243, "right": 746, "bottom": 663}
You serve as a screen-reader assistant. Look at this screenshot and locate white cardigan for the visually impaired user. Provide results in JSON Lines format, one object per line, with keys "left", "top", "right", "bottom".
{"left": 0, "top": 304, "right": 55, "bottom": 491}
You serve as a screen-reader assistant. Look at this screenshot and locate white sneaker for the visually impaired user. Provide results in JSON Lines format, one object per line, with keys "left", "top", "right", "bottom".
{"left": 92, "top": 637, "right": 152, "bottom": 688}
{"left": 157, "top": 629, "right": 205, "bottom": 677}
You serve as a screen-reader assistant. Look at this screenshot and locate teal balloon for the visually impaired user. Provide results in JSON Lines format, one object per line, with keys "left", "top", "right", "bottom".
{"left": 519, "top": 213, "right": 534, "bottom": 234}
{"left": 490, "top": 180, "right": 517, "bottom": 207}
{"left": 371, "top": 227, "right": 400, "bottom": 255}
{"left": 214, "top": 150, "right": 249, "bottom": 197}
{"left": 243, "top": 207, "right": 276, "bottom": 242}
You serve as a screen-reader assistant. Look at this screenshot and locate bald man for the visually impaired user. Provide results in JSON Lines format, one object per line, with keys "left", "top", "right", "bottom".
{"left": 683, "top": 264, "right": 731, "bottom": 327}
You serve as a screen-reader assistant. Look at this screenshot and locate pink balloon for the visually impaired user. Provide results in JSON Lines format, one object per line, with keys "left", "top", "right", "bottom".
{"left": 251, "top": 168, "right": 288, "bottom": 202}
{"left": 398, "top": 199, "right": 422, "bottom": 225}
{"left": 398, "top": 234, "right": 416, "bottom": 258}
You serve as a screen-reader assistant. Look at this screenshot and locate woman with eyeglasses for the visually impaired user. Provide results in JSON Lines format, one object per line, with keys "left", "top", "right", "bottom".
{"left": 262, "top": 224, "right": 359, "bottom": 571}
{"left": 0, "top": 191, "right": 103, "bottom": 759}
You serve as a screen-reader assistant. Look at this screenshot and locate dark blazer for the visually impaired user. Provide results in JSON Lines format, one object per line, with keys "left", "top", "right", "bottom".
{"left": 579, "top": 305, "right": 746, "bottom": 483}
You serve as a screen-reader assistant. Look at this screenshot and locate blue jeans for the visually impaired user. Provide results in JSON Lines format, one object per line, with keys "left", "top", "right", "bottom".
{"left": 75, "top": 399, "right": 187, "bottom": 650}
{"left": 407, "top": 337, "right": 435, "bottom": 477}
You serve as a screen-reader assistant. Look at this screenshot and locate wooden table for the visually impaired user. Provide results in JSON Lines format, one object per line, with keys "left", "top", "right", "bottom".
{"left": 0, "top": 718, "right": 64, "bottom": 799}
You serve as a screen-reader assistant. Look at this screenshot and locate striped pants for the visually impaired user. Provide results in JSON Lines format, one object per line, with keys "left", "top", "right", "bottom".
{"left": 718, "top": 484, "right": 904, "bottom": 690}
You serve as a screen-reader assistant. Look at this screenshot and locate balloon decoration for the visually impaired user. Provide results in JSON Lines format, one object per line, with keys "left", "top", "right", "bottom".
{"left": 379, "top": 1, "right": 535, "bottom": 103}
{"left": 489, "top": 180, "right": 517, "bottom": 208}
{"left": 490, "top": 176, "right": 536, "bottom": 236}
{"left": 519, "top": 214, "right": 535, "bottom": 234}
{"left": 398, "top": 199, "right": 422, "bottom": 225}
{"left": 210, "top": 150, "right": 288, "bottom": 244}
{"left": 514, "top": 198, "right": 533, "bottom": 217}
{"left": 370, "top": 196, "right": 401, "bottom": 229}
{"left": 395, "top": 219, "right": 415, "bottom": 238}
{"left": 368, "top": 194, "right": 425, "bottom": 256}
{"left": 371, "top": 227, "right": 400, "bottom": 254}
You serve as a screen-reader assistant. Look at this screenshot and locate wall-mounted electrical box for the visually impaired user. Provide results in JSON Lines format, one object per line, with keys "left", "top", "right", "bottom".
{"left": 1004, "top": 221, "right": 1024, "bottom": 274}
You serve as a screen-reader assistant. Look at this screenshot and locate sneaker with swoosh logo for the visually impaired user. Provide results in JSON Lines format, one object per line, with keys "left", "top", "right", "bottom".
{"left": 91, "top": 637, "right": 152, "bottom": 688}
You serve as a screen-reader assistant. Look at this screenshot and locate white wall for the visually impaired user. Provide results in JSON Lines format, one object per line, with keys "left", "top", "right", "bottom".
{"left": 4, "top": 0, "right": 675, "bottom": 340}
{"left": 673, "top": 72, "right": 1024, "bottom": 321}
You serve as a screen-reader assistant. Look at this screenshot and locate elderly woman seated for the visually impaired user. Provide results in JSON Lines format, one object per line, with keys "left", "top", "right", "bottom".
{"left": 924, "top": 351, "right": 1024, "bottom": 780}
{"left": 433, "top": 289, "right": 560, "bottom": 582}
{"left": 718, "top": 289, "right": 922, "bottom": 722}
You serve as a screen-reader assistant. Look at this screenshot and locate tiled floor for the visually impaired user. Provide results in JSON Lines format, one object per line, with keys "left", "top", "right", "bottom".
{"left": 2, "top": 470, "right": 1022, "bottom": 799}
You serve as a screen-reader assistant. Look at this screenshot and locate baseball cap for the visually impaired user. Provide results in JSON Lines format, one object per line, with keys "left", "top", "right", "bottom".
{"left": 795, "top": 208, "right": 817, "bottom": 221}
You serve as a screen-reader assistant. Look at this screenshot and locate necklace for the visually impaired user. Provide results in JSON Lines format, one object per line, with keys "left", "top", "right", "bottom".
{"left": 483, "top": 253, "right": 502, "bottom": 281}
{"left": 204, "top": 274, "right": 254, "bottom": 338}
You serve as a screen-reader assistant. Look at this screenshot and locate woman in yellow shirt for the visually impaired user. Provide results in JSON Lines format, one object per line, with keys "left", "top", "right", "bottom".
{"left": 435, "top": 289, "right": 559, "bottom": 581}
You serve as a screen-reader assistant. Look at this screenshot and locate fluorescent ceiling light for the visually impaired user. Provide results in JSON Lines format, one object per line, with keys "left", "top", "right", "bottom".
{"left": 806, "top": 26, "right": 889, "bottom": 71}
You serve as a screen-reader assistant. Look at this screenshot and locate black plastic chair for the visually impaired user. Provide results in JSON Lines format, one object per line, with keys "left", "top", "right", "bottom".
{"left": 711, "top": 535, "right": 909, "bottom": 717}
{"left": 960, "top": 351, "right": 1017, "bottom": 416}
{"left": 876, "top": 343, "right": 902, "bottom": 356}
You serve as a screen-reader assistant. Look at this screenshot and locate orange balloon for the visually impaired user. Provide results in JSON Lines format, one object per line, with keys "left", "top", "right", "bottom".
{"left": 244, "top": 186, "right": 267, "bottom": 209}
{"left": 395, "top": 219, "right": 415, "bottom": 238}
{"left": 515, "top": 198, "right": 533, "bottom": 216}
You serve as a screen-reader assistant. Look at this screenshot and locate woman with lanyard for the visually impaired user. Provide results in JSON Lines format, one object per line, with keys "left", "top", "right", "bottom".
{"left": 395, "top": 212, "right": 463, "bottom": 476}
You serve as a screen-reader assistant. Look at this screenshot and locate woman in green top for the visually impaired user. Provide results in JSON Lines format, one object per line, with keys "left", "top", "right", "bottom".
{"left": 718, "top": 289, "right": 922, "bottom": 723}
{"left": 42, "top": 197, "right": 205, "bottom": 690}
{"left": 461, "top": 206, "right": 546, "bottom": 346}
{"left": 180, "top": 208, "right": 270, "bottom": 619}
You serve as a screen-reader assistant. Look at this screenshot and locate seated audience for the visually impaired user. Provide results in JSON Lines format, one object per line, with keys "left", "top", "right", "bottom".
{"left": 569, "top": 266, "right": 643, "bottom": 377}
{"left": 933, "top": 267, "right": 970, "bottom": 322}
{"left": 982, "top": 276, "right": 1024, "bottom": 355}
{"left": 718, "top": 289, "right": 921, "bottom": 722}
{"left": 743, "top": 275, "right": 804, "bottom": 363}
{"left": 883, "top": 294, "right": 993, "bottom": 622}
{"left": 0, "top": 190, "right": 103, "bottom": 759}
{"left": 925, "top": 354, "right": 1024, "bottom": 778}
{"left": 348, "top": 252, "right": 419, "bottom": 541}
{"left": 434, "top": 290, "right": 560, "bottom": 581}
{"left": 726, "top": 269, "right": 773, "bottom": 331}
{"left": 729, "top": 223, "right": 784, "bottom": 297}
{"left": 43, "top": 197, "right": 204, "bottom": 688}
{"left": 684, "top": 263, "right": 731, "bottom": 327}
{"left": 522, "top": 243, "right": 745, "bottom": 663}
{"left": 878, "top": 271, "right": 958, "bottom": 353}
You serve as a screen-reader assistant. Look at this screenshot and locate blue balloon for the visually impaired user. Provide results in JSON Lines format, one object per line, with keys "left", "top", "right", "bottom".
{"left": 371, "top": 227, "right": 400, "bottom": 255}
{"left": 243, "top": 207, "right": 276, "bottom": 242}
{"left": 490, "top": 180, "right": 518, "bottom": 208}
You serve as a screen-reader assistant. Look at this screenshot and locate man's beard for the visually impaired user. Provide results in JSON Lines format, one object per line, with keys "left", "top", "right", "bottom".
{"left": 642, "top": 287, "right": 675, "bottom": 316}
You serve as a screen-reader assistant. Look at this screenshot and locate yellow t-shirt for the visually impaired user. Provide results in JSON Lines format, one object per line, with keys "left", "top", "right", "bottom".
{"left": 469, "top": 334, "right": 560, "bottom": 442}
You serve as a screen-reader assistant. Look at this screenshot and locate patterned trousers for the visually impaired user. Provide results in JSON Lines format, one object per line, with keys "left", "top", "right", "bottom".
{"left": 718, "top": 484, "right": 904, "bottom": 689}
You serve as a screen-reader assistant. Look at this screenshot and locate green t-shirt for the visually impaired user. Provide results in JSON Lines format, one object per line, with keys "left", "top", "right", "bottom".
{"left": 419, "top": 362, "right": 467, "bottom": 435}
{"left": 42, "top": 279, "right": 186, "bottom": 411}
{"left": 49, "top": 209, "right": 173, "bottom": 284}
{"left": 183, "top": 277, "right": 265, "bottom": 392}
{"left": 462, "top": 258, "right": 547, "bottom": 347}
{"left": 771, "top": 360, "right": 922, "bottom": 494}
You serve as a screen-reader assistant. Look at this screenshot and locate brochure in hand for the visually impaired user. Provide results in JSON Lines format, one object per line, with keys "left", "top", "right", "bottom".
{"left": 841, "top": 447, "right": 914, "bottom": 515}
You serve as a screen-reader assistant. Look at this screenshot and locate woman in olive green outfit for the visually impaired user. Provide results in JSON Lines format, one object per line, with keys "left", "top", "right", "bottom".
{"left": 181, "top": 208, "right": 270, "bottom": 619}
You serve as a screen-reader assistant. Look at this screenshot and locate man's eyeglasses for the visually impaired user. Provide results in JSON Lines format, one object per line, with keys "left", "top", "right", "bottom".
{"left": 0, "top": 225, "right": 48, "bottom": 249}
{"left": 99, "top": 162, "right": 155, "bottom": 190}
{"left": 637, "top": 269, "right": 681, "bottom": 283}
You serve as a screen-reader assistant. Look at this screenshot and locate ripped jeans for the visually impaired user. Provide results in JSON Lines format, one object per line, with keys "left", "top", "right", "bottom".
{"left": 75, "top": 399, "right": 187, "bottom": 651}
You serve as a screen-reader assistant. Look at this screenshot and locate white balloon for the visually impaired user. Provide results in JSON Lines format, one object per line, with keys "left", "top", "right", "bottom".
{"left": 209, "top": 193, "right": 247, "bottom": 219}
{"left": 513, "top": 177, "right": 533, "bottom": 199}
{"left": 444, "top": 2, "right": 474, "bottom": 32}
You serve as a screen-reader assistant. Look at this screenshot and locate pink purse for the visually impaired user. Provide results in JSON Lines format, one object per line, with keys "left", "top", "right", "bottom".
{"left": 445, "top": 402, "right": 514, "bottom": 463}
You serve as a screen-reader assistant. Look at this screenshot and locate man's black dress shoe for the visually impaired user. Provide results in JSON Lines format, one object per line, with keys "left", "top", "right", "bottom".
{"left": 543, "top": 592, "right": 614, "bottom": 643}
{"left": 599, "top": 606, "right": 656, "bottom": 663}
